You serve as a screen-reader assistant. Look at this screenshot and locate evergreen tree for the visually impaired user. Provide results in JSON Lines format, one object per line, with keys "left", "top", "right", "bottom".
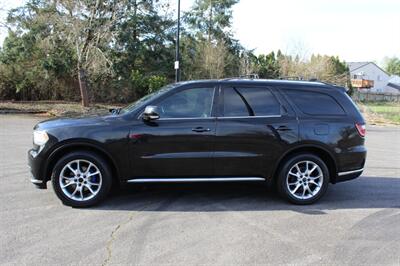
{"left": 385, "top": 57, "right": 400, "bottom": 76}
{"left": 185, "top": 0, "right": 239, "bottom": 41}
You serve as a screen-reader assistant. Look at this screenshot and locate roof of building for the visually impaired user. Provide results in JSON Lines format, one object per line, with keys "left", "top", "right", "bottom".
{"left": 388, "top": 75, "right": 400, "bottom": 84}
{"left": 387, "top": 83, "right": 400, "bottom": 90}
{"left": 346, "top": 61, "right": 390, "bottom": 75}
{"left": 386, "top": 75, "right": 400, "bottom": 91}
{"left": 347, "top": 62, "right": 370, "bottom": 72}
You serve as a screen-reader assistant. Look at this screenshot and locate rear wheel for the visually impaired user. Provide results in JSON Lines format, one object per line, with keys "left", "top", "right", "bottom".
{"left": 51, "top": 151, "right": 112, "bottom": 207}
{"left": 277, "top": 154, "right": 329, "bottom": 204}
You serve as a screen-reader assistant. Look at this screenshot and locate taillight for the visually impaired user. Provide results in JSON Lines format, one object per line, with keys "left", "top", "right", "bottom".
{"left": 355, "top": 123, "right": 366, "bottom": 137}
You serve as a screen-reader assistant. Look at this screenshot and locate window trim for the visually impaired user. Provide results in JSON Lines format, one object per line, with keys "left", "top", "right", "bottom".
{"left": 217, "top": 115, "right": 282, "bottom": 119}
{"left": 219, "top": 85, "right": 283, "bottom": 118}
{"left": 157, "top": 117, "right": 216, "bottom": 121}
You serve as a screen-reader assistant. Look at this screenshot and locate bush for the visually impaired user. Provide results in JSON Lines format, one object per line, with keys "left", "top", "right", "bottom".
{"left": 129, "top": 70, "right": 168, "bottom": 98}
{"left": 148, "top": 75, "right": 167, "bottom": 93}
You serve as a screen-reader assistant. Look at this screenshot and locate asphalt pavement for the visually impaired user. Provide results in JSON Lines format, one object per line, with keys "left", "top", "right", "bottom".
{"left": 0, "top": 114, "right": 399, "bottom": 265}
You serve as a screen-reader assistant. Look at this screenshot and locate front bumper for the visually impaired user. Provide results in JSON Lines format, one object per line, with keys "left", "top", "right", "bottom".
{"left": 28, "top": 149, "right": 47, "bottom": 189}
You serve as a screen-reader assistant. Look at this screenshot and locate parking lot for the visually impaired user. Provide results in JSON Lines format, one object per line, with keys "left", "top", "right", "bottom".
{"left": 0, "top": 114, "right": 399, "bottom": 265}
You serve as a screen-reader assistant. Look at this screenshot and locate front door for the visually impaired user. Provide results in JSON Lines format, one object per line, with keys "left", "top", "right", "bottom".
{"left": 130, "top": 86, "right": 217, "bottom": 178}
{"left": 214, "top": 85, "right": 298, "bottom": 178}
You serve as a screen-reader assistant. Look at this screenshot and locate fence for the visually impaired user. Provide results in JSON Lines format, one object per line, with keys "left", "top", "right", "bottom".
{"left": 352, "top": 91, "right": 400, "bottom": 102}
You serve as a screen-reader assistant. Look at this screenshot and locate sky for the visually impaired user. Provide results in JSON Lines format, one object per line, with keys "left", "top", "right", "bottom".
{"left": 1, "top": 0, "right": 399, "bottom": 65}
{"left": 231, "top": 0, "right": 400, "bottom": 64}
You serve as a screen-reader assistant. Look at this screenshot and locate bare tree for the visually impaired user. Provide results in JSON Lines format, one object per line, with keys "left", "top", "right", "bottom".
{"left": 201, "top": 40, "right": 228, "bottom": 79}
{"left": 0, "top": 4, "right": 10, "bottom": 30}
{"left": 284, "top": 38, "right": 310, "bottom": 62}
{"left": 239, "top": 51, "right": 257, "bottom": 76}
{"left": 278, "top": 53, "right": 349, "bottom": 86}
{"left": 47, "top": 0, "right": 122, "bottom": 106}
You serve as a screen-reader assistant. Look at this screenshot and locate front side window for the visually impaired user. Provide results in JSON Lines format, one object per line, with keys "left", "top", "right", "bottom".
{"left": 120, "top": 84, "right": 178, "bottom": 114}
{"left": 157, "top": 87, "right": 214, "bottom": 118}
{"left": 223, "top": 87, "right": 281, "bottom": 117}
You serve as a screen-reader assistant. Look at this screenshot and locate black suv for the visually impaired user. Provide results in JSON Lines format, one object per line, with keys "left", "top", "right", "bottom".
{"left": 28, "top": 79, "right": 366, "bottom": 207}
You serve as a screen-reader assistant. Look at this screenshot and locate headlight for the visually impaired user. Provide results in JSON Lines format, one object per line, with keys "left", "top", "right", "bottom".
{"left": 33, "top": 130, "right": 49, "bottom": 146}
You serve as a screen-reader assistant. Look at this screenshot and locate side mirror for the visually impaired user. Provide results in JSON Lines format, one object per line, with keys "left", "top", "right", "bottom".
{"left": 109, "top": 108, "right": 119, "bottom": 114}
{"left": 142, "top": 106, "right": 160, "bottom": 121}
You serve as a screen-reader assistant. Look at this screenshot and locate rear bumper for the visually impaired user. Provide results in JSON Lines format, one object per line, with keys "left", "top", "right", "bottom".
{"left": 334, "top": 145, "right": 366, "bottom": 183}
{"left": 336, "top": 167, "right": 364, "bottom": 183}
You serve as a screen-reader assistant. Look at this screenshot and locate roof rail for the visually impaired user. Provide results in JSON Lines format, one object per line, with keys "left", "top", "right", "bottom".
{"left": 307, "top": 79, "right": 347, "bottom": 90}
{"left": 239, "top": 74, "right": 259, "bottom": 79}
{"left": 279, "top": 76, "right": 334, "bottom": 84}
{"left": 278, "top": 76, "right": 305, "bottom": 81}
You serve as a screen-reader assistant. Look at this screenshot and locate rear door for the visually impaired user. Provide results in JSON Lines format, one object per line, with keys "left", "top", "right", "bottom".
{"left": 214, "top": 85, "right": 298, "bottom": 178}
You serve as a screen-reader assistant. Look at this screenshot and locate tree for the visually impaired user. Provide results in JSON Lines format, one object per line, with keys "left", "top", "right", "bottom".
{"left": 384, "top": 57, "right": 400, "bottom": 76}
{"left": 239, "top": 51, "right": 257, "bottom": 77}
{"left": 276, "top": 52, "right": 349, "bottom": 86}
{"left": 5, "top": 0, "right": 123, "bottom": 106}
{"left": 182, "top": 0, "right": 241, "bottom": 79}
{"left": 0, "top": 4, "right": 9, "bottom": 30}
{"left": 49, "top": 0, "right": 124, "bottom": 107}
{"left": 185, "top": 0, "right": 239, "bottom": 42}
{"left": 1, "top": 0, "right": 178, "bottom": 103}
{"left": 113, "top": 0, "right": 175, "bottom": 98}
{"left": 1, "top": 4, "right": 78, "bottom": 101}
{"left": 252, "top": 52, "right": 280, "bottom": 79}
{"left": 201, "top": 40, "right": 228, "bottom": 78}
{"left": 1, "top": 0, "right": 353, "bottom": 103}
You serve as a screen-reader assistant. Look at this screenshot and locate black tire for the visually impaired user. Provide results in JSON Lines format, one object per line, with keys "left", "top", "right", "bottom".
{"left": 51, "top": 151, "right": 113, "bottom": 207}
{"left": 277, "top": 153, "right": 329, "bottom": 205}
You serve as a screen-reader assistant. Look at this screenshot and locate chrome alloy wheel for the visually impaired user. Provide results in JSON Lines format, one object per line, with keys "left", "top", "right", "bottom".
{"left": 286, "top": 160, "right": 323, "bottom": 200}
{"left": 59, "top": 159, "right": 102, "bottom": 201}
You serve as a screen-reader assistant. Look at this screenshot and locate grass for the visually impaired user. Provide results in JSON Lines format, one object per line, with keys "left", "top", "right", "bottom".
{"left": 0, "top": 101, "right": 120, "bottom": 117}
{"left": 358, "top": 101, "right": 400, "bottom": 125}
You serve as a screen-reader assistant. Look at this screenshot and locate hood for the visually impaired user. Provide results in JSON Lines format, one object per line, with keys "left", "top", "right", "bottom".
{"left": 34, "top": 114, "right": 112, "bottom": 131}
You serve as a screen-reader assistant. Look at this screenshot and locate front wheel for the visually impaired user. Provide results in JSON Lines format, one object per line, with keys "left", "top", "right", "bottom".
{"left": 277, "top": 154, "right": 329, "bottom": 205}
{"left": 51, "top": 151, "right": 112, "bottom": 207}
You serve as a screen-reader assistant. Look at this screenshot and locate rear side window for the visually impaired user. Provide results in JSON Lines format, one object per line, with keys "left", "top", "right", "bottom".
{"left": 223, "top": 87, "right": 249, "bottom": 116}
{"left": 223, "top": 87, "right": 281, "bottom": 117}
{"left": 284, "top": 90, "right": 345, "bottom": 115}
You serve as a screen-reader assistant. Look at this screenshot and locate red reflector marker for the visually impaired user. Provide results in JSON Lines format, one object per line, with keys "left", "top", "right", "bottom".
{"left": 355, "top": 123, "right": 366, "bottom": 137}
{"left": 129, "top": 133, "right": 142, "bottom": 139}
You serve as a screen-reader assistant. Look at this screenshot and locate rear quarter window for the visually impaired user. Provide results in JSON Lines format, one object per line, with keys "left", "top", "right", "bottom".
{"left": 284, "top": 89, "right": 345, "bottom": 115}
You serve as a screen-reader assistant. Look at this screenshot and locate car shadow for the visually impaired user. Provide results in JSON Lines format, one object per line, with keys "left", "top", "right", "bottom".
{"left": 92, "top": 176, "right": 400, "bottom": 214}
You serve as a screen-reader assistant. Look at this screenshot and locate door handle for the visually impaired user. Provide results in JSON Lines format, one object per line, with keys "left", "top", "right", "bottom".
{"left": 192, "top": 127, "right": 211, "bottom": 133}
{"left": 274, "top": 125, "right": 291, "bottom": 131}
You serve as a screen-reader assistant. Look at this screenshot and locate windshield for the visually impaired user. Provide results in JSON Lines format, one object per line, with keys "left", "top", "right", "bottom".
{"left": 119, "top": 83, "right": 178, "bottom": 115}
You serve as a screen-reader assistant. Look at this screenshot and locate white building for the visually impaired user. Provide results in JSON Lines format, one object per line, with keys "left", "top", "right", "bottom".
{"left": 347, "top": 62, "right": 391, "bottom": 92}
